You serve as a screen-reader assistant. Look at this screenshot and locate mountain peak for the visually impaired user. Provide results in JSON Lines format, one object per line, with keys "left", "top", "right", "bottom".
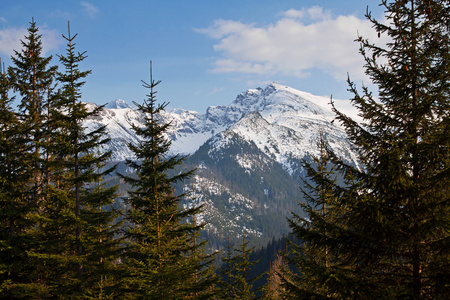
{"left": 236, "top": 82, "right": 286, "bottom": 97}
{"left": 265, "top": 82, "right": 284, "bottom": 91}
{"left": 228, "top": 83, "right": 332, "bottom": 120}
{"left": 105, "top": 99, "right": 134, "bottom": 109}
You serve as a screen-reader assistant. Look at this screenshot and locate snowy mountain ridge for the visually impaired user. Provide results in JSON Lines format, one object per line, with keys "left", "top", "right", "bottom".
{"left": 84, "top": 82, "right": 357, "bottom": 172}
{"left": 83, "top": 83, "right": 359, "bottom": 247}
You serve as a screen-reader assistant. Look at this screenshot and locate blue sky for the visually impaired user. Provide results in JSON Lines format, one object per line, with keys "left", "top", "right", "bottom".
{"left": 0, "top": 0, "right": 386, "bottom": 112}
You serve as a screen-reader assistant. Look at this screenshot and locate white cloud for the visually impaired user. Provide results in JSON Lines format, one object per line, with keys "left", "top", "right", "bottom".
{"left": 307, "top": 6, "right": 331, "bottom": 21}
{"left": 0, "top": 26, "right": 62, "bottom": 57}
{"left": 197, "top": 7, "right": 389, "bottom": 82}
{"left": 279, "top": 6, "right": 331, "bottom": 22}
{"left": 41, "top": 28, "right": 63, "bottom": 54}
{"left": 81, "top": 1, "right": 99, "bottom": 18}
{"left": 209, "top": 87, "right": 224, "bottom": 95}
{"left": 282, "top": 9, "right": 306, "bottom": 20}
{"left": 0, "top": 27, "right": 26, "bottom": 56}
{"left": 195, "top": 19, "right": 252, "bottom": 39}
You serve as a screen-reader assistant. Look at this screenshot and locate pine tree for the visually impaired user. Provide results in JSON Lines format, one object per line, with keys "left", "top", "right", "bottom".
{"left": 81, "top": 157, "right": 123, "bottom": 299}
{"left": 47, "top": 22, "right": 121, "bottom": 298}
{"left": 10, "top": 19, "right": 57, "bottom": 204}
{"left": 0, "top": 58, "right": 43, "bottom": 298}
{"left": 121, "top": 62, "right": 214, "bottom": 299}
{"left": 217, "top": 235, "right": 261, "bottom": 299}
{"left": 16, "top": 22, "right": 123, "bottom": 298}
{"left": 1, "top": 19, "right": 122, "bottom": 299}
{"left": 280, "top": 138, "right": 350, "bottom": 298}
{"left": 283, "top": 0, "right": 450, "bottom": 298}
{"left": 1, "top": 19, "right": 58, "bottom": 299}
{"left": 181, "top": 188, "right": 218, "bottom": 299}
{"left": 262, "top": 253, "right": 286, "bottom": 300}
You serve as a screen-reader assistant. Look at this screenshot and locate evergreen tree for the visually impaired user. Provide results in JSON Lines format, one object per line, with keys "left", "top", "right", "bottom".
{"left": 47, "top": 23, "right": 121, "bottom": 298}
{"left": 1, "top": 20, "right": 122, "bottom": 299}
{"left": 81, "top": 158, "right": 123, "bottom": 299}
{"left": 1, "top": 19, "right": 58, "bottom": 299}
{"left": 0, "top": 59, "right": 43, "bottom": 298}
{"left": 280, "top": 138, "right": 347, "bottom": 299}
{"left": 10, "top": 19, "right": 57, "bottom": 204}
{"left": 218, "top": 235, "right": 261, "bottom": 299}
{"left": 283, "top": 0, "right": 450, "bottom": 298}
{"left": 121, "top": 63, "right": 214, "bottom": 299}
{"left": 262, "top": 253, "right": 287, "bottom": 300}
{"left": 182, "top": 189, "right": 218, "bottom": 299}
{"left": 12, "top": 22, "right": 123, "bottom": 298}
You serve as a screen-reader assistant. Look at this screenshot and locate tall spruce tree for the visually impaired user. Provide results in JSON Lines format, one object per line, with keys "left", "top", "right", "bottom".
{"left": 1, "top": 20, "right": 122, "bottom": 299}
{"left": 217, "top": 235, "right": 261, "bottom": 299}
{"left": 1, "top": 19, "right": 59, "bottom": 299}
{"left": 0, "top": 59, "right": 42, "bottom": 298}
{"left": 281, "top": 138, "right": 344, "bottom": 299}
{"left": 45, "top": 23, "right": 121, "bottom": 298}
{"left": 10, "top": 19, "right": 57, "bottom": 205}
{"left": 121, "top": 63, "right": 214, "bottom": 299}
{"left": 283, "top": 0, "right": 450, "bottom": 298}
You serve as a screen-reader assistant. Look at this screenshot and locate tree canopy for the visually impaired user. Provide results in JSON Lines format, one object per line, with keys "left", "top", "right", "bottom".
{"left": 282, "top": 0, "right": 450, "bottom": 298}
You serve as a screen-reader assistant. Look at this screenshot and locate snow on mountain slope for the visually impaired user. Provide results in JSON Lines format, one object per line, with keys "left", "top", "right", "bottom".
{"left": 105, "top": 98, "right": 134, "bottom": 109}
{"left": 203, "top": 83, "right": 358, "bottom": 174}
{"left": 82, "top": 84, "right": 360, "bottom": 247}
{"left": 83, "top": 83, "right": 358, "bottom": 169}
{"left": 83, "top": 101, "right": 143, "bottom": 161}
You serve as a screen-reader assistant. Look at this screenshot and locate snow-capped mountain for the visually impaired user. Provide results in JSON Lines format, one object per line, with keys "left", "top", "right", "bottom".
{"left": 83, "top": 100, "right": 143, "bottom": 161}
{"left": 104, "top": 98, "right": 134, "bottom": 109}
{"left": 86, "top": 83, "right": 357, "bottom": 168}
{"left": 85, "top": 83, "right": 358, "bottom": 248}
{"left": 202, "top": 84, "right": 358, "bottom": 175}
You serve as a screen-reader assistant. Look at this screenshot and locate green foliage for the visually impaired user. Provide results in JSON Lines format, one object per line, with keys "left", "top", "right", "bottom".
{"left": 0, "top": 19, "right": 58, "bottom": 298}
{"left": 175, "top": 132, "right": 304, "bottom": 249}
{"left": 0, "top": 21, "right": 122, "bottom": 299}
{"left": 120, "top": 65, "right": 215, "bottom": 299}
{"left": 282, "top": 0, "right": 450, "bottom": 299}
{"left": 10, "top": 19, "right": 58, "bottom": 198}
{"left": 281, "top": 138, "right": 353, "bottom": 299}
{"left": 44, "top": 22, "right": 122, "bottom": 298}
{"left": 217, "top": 235, "right": 262, "bottom": 299}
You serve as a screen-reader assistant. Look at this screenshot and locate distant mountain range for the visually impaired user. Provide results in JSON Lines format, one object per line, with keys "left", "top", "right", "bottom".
{"left": 85, "top": 83, "right": 358, "bottom": 248}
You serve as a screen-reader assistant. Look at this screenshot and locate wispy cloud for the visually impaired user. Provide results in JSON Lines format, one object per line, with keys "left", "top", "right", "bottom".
{"left": 196, "top": 7, "right": 389, "bottom": 82}
{"left": 0, "top": 26, "right": 62, "bottom": 56}
{"left": 81, "top": 1, "right": 99, "bottom": 18}
{"left": 0, "top": 27, "right": 26, "bottom": 56}
{"left": 209, "top": 87, "right": 224, "bottom": 95}
{"left": 52, "top": 9, "right": 71, "bottom": 19}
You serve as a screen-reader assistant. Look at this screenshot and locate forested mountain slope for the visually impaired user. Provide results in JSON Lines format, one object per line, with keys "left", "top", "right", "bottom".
{"left": 87, "top": 83, "right": 358, "bottom": 248}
